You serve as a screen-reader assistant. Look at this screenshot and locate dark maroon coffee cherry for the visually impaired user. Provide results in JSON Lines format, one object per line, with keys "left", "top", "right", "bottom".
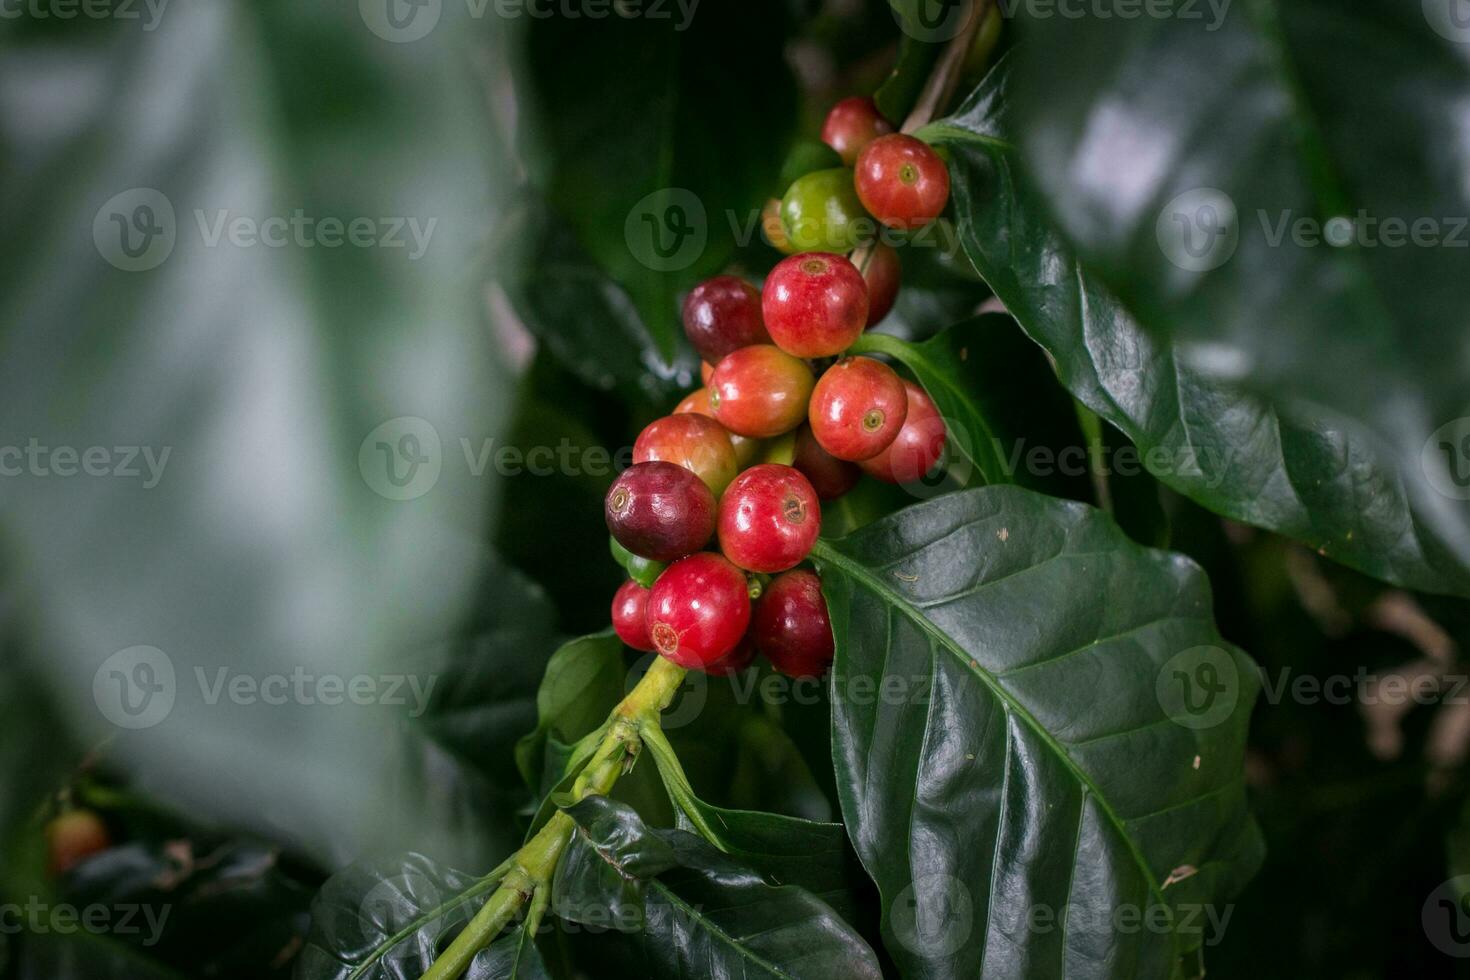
{"left": 612, "top": 579, "right": 656, "bottom": 652}
{"left": 682, "top": 276, "right": 771, "bottom": 364}
{"left": 754, "top": 569, "right": 835, "bottom": 678}
{"left": 793, "top": 424, "right": 861, "bottom": 500}
{"left": 605, "top": 461, "right": 716, "bottom": 562}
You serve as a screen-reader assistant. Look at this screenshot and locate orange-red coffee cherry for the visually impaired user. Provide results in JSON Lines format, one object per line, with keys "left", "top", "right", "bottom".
{"left": 858, "top": 380, "right": 947, "bottom": 484}
{"left": 809, "top": 356, "right": 909, "bottom": 461}
{"left": 682, "top": 276, "right": 770, "bottom": 364}
{"left": 862, "top": 241, "right": 901, "bottom": 327}
{"left": 634, "top": 413, "right": 738, "bottom": 496}
{"left": 709, "top": 345, "right": 815, "bottom": 438}
{"left": 820, "top": 96, "right": 895, "bottom": 166}
{"left": 648, "top": 552, "right": 752, "bottom": 669}
{"left": 855, "top": 134, "right": 950, "bottom": 230}
{"left": 606, "top": 461, "right": 716, "bottom": 562}
{"left": 761, "top": 252, "right": 869, "bottom": 359}
{"left": 717, "top": 464, "right": 821, "bottom": 573}
{"left": 46, "top": 809, "right": 110, "bottom": 876}
{"left": 793, "top": 425, "right": 861, "bottom": 500}
{"left": 611, "top": 579, "right": 656, "bottom": 652}
{"left": 673, "top": 387, "right": 759, "bottom": 467}
{"left": 754, "top": 569, "right": 835, "bottom": 678}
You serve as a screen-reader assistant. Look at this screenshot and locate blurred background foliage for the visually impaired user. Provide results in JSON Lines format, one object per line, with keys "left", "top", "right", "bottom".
{"left": 1, "top": 0, "right": 1468, "bottom": 977}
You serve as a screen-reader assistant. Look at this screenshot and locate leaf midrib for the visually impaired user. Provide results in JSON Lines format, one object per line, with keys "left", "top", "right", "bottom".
{"left": 810, "top": 536, "right": 1178, "bottom": 955}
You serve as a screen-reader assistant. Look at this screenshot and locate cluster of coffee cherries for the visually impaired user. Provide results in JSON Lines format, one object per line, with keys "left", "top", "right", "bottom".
{"left": 607, "top": 96, "right": 950, "bottom": 679}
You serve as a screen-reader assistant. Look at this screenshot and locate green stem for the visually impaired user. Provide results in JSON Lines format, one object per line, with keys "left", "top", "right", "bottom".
{"left": 420, "top": 656, "right": 687, "bottom": 980}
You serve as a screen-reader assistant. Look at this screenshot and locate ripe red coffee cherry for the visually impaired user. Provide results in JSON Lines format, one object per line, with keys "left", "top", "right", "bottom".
{"left": 648, "top": 552, "right": 752, "bottom": 668}
{"left": 820, "top": 96, "right": 895, "bottom": 166}
{"left": 793, "top": 424, "right": 860, "bottom": 500}
{"left": 762, "top": 252, "right": 869, "bottom": 358}
{"left": 611, "top": 579, "right": 656, "bottom": 652}
{"left": 718, "top": 464, "right": 821, "bottom": 573}
{"left": 704, "top": 633, "right": 758, "bottom": 676}
{"left": 682, "top": 276, "right": 770, "bottom": 364}
{"left": 858, "top": 381, "right": 947, "bottom": 484}
{"left": 754, "top": 569, "right": 835, "bottom": 678}
{"left": 862, "top": 241, "right": 901, "bottom": 326}
{"left": 809, "top": 356, "right": 909, "bottom": 461}
{"left": 634, "top": 413, "right": 738, "bottom": 496}
{"left": 855, "top": 134, "right": 950, "bottom": 230}
{"left": 46, "top": 809, "right": 110, "bottom": 876}
{"left": 606, "top": 461, "right": 716, "bottom": 562}
{"left": 709, "top": 345, "right": 815, "bottom": 438}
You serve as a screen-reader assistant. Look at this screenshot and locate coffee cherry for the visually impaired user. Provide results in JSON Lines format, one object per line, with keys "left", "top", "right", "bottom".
{"left": 673, "top": 387, "right": 760, "bottom": 466}
{"left": 858, "top": 380, "right": 947, "bottom": 484}
{"left": 682, "top": 276, "right": 770, "bottom": 364}
{"left": 862, "top": 241, "right": 901, "bottom": 326}
{"left": 809, "top": 356, "right": 909, "bottom": 461}
{"left": 762, "top": 198, "right": 796, "bottom": 254}
{"left": 606, "top": 461, "right": 716, "bottom": 562}
{"left": 709, "top": 345, "right": 815, "bottom": 438}
{"left": 762, "top": 253, "right": 869, "bottom": 358}
{"left": 793, "top": 424, "right": 861, "bottom": 500}
{"left": 780, "top": 169, "right": 872, "bottom": 253}
{"left": 648, "top": 552, "right": 752, "bottom": 668}
{"left": 754, "top": 569, "right": 835, "bottom": 678}
{"left": 701, "top": 361, "right": 714, "bottom": 385}
{"left": 704, "top": 633, "right": 758, "bottom": 676}
{"left": 855, "top": 134, "right": 950, "bottom": 230}
{"left": 718, "top": 464, "right": 821, "bottom": 573}
{"left": 46, "top": 809, "right": 110, "bottom": 876}
{"left": 820, "top": 96, "right": 895, "bottom": 166}
{"left": 634, "top": 413, "right": 738, "bottom": 496}
{"left": 612, "top": 579, "right": 656, "bottom": 652}
{"left": 610, "top": 535, "right": 666, "bottom": 589}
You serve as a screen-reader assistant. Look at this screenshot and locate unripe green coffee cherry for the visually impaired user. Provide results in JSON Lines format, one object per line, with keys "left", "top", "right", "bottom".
{"left": 780, "top": 168, "right": 872, "bottom": 252}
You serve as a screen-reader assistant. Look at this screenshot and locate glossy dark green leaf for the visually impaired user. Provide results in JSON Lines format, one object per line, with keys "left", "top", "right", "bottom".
{"left": 522, "top": 1, "right": 795, "bottom": 358}
{"left": 294, "top": 853, "right": 543, "bottom": 980}
{"left": 813, "top": 487, "right": 1262, "bottom": 978}
{"left": 926, "top": 59, "right": 1470, "bottom": 596}
{"left": 1007, "top": 0, "right": 1470, "bottom": 443}
{"left": 555, "top": 796, "right": 883, "bottom": 980}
